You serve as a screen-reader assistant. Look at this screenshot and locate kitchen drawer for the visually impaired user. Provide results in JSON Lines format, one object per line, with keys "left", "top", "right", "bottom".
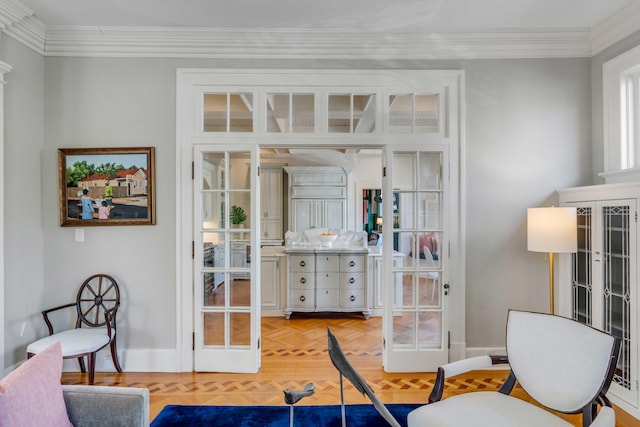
{"left": 340, "top": 272, "right": 365, "bottom": 289}
{"left": 340, "top": 289, "right": 366, "bottom": 309}
{"left": 289, "top": 290, "right": 315, "bottom": 308}
{"left": 316, "top": 288, "right": 340, "bottom": 307}
{"left": 289, "top": 255, "right": 315, "bottom": 273}
{"left": 340, "top": 255, "right": 366, "bottom": 272}
{"left": 316, "top": 272, "right": 339, "bottom": 289}
{"left": 290, "top": 273, "right": 315, "bottom": 289}
{"left": 316, "top": 254, "right": 339, "bottom": 272}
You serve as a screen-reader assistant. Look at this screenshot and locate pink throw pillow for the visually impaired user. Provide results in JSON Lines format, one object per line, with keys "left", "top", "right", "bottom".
{"left": 0, "top": 342, "right": 72, "bottom": 427}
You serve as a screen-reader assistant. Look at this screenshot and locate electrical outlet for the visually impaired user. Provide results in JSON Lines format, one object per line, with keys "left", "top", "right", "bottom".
{"left": 102, "top": 356, "right": 115, "bottom": 371}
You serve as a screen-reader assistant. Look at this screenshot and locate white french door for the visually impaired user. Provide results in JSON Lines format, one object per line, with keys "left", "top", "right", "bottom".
{"left": 382, "top": 146, "right": 449, "bottom": 371}
{"left": 193, "top": 145, "right": 260, "bottom": 372}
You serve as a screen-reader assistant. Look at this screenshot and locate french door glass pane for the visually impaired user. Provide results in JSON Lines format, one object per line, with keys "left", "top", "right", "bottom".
{"left": 418, "top": 312, "right": 442, "bottom": 348}
{"left": 418, "top": 272, "right": 440, "bottom": 307}
{"left": 391, "top": 151, "right": 444, "bottom": 354}
{"left": 203, "top": 312, "right": 224, "bottom": 345}
{"left": 230, "top": 313, "right": 251, "bottom": 346}
{"left": 230, "top": 277, "right": 251, "bottom": 307}
{"left": 393, "top": 312, "right": 416, "bottom": 346}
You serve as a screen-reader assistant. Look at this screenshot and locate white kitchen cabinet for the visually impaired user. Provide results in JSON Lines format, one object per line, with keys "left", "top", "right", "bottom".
{"left": 558, "top": 183, "right": 639, "bottom": 418}
{"left": 261, "top": 256, "right": 280, "bottom": 311}
{"left": 290, "top": 199, "right": 345, "bottom": 231}
{"left": 285, "top": 250, "right": 369, "bottom": 319}
{"left": 285, "top": 166, "right": 347, "bottom": 233}
{"left": 260, "top": 167, "right": 283, "bottom": 240}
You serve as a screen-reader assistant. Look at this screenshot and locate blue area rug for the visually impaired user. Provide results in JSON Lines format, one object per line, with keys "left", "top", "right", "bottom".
{"left": 152, "top": 404, "right": 421, "bottom": 427}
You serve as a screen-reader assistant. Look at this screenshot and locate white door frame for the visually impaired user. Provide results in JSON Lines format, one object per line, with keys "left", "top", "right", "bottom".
{"left": 176, "top": 68, "right": 466, "bottom": 372}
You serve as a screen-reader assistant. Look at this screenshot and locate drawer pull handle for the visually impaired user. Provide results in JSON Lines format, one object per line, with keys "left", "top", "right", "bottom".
{"left": 349, "top": 261, "right": 356, "bottom": 267}
{"left": 300, "top": 277, "right": 306, "bottom": 284}
{"left": 300, "top": 260, "right": 306, "bottom": 267}
{"left": 350, "top": 295, "right": 356, "bottom": 302}
{"left": 349, "top": 278, "right": 355, "bottom": 284}
{"left": 300, "top": 295, "right": 306, "bottom": 302}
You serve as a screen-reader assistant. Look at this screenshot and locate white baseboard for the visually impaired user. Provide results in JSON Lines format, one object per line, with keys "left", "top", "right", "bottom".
{"left": 62, "top": 348, "right": 178, "bottom": 373}
{"left": 52, "top": 345, "right": 508, "bottom": 373}
{"left": 609, "top": 394, "right": 640, "bottom": 421}
{"left": 465, "top": 347, "right": 507, "bottom": 358}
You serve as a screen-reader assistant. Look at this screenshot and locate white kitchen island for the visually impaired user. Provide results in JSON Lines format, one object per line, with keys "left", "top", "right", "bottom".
{"left": 284, "top": 247, "right": 370, "bottom": 319}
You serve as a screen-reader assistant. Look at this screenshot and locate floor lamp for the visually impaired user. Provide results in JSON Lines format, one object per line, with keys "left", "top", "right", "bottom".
{"left": 527, "top": 207, "right": 577, "bottom": 314}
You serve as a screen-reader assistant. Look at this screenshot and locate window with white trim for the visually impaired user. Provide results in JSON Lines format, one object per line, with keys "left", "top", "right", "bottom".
{"left": 603, "top": 45, "right": 640, "bottom": 182}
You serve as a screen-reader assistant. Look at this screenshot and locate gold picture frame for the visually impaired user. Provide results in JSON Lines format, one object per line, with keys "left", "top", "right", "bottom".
{"left": 58, "top": 147, "right": 156, "bottom": 226}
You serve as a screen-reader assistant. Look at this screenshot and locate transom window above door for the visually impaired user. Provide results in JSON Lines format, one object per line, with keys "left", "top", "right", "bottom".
{"left": 201, "top": 90, "right": 443, "bottom": 134}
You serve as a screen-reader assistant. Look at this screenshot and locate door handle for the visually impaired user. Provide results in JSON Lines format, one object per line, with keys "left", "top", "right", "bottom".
{"left": 444, "top": 283, "right": 450, "bottom": 296}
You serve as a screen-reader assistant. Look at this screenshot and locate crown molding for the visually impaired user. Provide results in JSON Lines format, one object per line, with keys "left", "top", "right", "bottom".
{"left": 592, "top": 1, "right": 640, "bottom": 55}
{"left": 40, "top": 26, "right": 592, "bottom": 59}
{"left": 0, "top": 0, "right": 45, "bottom": 54}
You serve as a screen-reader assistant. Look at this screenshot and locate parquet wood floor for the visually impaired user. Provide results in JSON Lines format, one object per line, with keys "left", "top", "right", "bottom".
{"left": 61, "top": 314, "right": 637, "bottom": 426}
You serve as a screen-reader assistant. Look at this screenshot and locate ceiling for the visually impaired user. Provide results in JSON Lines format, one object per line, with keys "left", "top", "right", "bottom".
{"left": 16, "top": 0, "right": 637, "bottom": 31}
{"left": 5, "top": 0, "right": 640, "bottom": 58}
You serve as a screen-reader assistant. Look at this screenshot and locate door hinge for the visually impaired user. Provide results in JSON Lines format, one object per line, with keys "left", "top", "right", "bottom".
{"left": 192, "top": 241, "right": 195, "bottom": 259}
{"left": 635, "top": 211, "right": 637, "bottom": 223}
{"left": 258, "top": 337, "right": 261, "bottom": 350}
{"left": 192, "top": 161, "right": 195, "bottom": 180}
{"left": 448, "top": 331, "right": 451, "bottom": 350}
{"left": 382, "top": 337, "right": 386, "bottom": 349}
{"left": 257, "top": 166, "right": 260, "bottom": 177}
{"left": 192, "top": 332, "right": 195, "bottom": 350}
{"left": 382, "top": 167, "right": 387, "bottom": 177}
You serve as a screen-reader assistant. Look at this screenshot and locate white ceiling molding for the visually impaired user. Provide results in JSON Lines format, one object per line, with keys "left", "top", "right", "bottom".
{"left": 591, "top": 1, "right": 640, "bottom": 55}
{"left": 0, "top": 0, "right": 45, "bottom": 54}
{"left": 41, "top": 26, "right": 592, "bottom": 59}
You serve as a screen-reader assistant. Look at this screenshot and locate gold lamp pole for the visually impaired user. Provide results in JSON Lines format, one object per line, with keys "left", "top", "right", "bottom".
{"left": 527, "top": 207, "right": 577, "bottom": 314}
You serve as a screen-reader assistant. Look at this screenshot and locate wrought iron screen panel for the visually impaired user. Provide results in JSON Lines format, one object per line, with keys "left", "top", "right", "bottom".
{"left": 572, "top": 207, "right": 592, "bottom": 325}
{"left": 603, "top": 205, "right": 631, "bottom": 390}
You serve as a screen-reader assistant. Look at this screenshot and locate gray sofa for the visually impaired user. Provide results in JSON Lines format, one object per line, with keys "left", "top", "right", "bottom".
{"left": 62, "top": 385, "right": 149, "bottom": 427}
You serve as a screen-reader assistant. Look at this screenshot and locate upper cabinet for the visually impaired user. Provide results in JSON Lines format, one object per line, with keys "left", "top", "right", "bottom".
{"left": 285, "top": 166, "right": 348, "bottom": 232}
{"left": 260, "top": 166, "right": 284, "bottom": 240}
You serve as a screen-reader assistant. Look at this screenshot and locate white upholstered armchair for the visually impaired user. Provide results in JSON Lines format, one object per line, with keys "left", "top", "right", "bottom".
{"left": 408, "top": 310, "right": 621, "bottom": 427}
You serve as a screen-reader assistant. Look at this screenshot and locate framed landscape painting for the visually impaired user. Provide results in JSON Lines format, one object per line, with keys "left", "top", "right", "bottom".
{"left": 58, "top": 147, "right": 156, "bottom": 226}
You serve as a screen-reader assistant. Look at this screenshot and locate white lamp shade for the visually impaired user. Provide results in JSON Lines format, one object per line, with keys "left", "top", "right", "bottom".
{"left": 527, "top": 207, "right": 578, "bottom": 253}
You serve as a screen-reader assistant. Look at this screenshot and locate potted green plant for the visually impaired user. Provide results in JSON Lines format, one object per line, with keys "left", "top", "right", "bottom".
{"left": 230, "top": 205, "right": 247, "bottom": 227}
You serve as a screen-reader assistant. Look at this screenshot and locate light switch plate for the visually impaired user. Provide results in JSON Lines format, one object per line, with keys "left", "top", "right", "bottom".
{"left": 75, "top": 228, "right": 84, "bottom": 242}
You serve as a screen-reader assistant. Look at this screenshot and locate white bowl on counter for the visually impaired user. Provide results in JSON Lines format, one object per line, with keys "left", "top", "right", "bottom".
{"left": 317, "top": 233, "right": 338, "bottom": 247}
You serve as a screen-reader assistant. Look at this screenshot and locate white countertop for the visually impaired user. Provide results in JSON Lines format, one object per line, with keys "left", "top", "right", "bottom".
{"left": 260, "top": 245, "right": 402, "bottom": 257}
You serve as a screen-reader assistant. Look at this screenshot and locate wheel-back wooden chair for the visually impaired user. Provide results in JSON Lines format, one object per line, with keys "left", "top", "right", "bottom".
{"left": 27, "top": 274, "right": 122, "bottom": 385}
{"left": 408, "top": 310, "right": 621, "bottom": 427}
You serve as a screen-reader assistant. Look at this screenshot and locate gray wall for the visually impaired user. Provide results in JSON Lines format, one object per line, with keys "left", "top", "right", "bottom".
{"left": 463, "top": 59, "right": 592, "bottom": 346}
{"left": 3, "top": 36, "right": 45, "bottom": 367}
{"left": 2, "top": 48, "right": 616, "bottom": 368}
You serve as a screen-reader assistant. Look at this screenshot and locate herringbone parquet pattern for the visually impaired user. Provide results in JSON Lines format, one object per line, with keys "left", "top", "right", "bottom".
{"left": 61, "top": 315, "right": 636, "bottom": 426}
